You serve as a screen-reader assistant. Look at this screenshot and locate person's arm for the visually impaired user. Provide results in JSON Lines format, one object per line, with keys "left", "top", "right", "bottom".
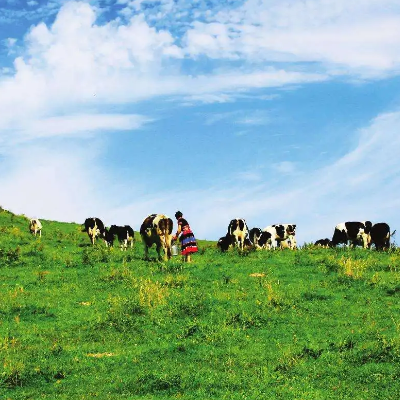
{"left": 173, "top": 222, "right": 182, "bottom": 241}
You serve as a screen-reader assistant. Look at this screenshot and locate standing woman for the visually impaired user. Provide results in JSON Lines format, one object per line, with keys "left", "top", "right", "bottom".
{"left": 173, "top": 211, "right": 198, "bottom": 262}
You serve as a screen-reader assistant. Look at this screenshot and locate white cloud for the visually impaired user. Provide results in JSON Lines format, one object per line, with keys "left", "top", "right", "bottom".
{"left": 0, "top": 1, "right": 328, "bottom": 148}
{"left": 5, "top": 38, "right": 17, "bottom": 48}
{"left": 0, "top": 0, "right": 329, "bottom": 238}
{"left": 236, "top": 114, "right": 269, "bottom": 126}
{"left": 182, "top": 93, "right": 235, "bottom": 105}
{"left": 272, "top": 161, "right": 297, "bottom": 175}
{"left": 2, "top": 114, "right": 151, "bottom": 145}
{"left": 183, "top": 0, "right": 400, "bottom": 77}
{"left": 236, "top": 170, "right": 263, "bottom": 182}
{"left": 204, "top": 109, "right": 270, "bottom": 127}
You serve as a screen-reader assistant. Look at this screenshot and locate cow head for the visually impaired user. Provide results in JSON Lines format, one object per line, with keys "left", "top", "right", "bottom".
{"left": 258, "top": 231, "right": 272, "bottom": 247}
{"left": 217, "top": 235, "right": 231, "bottom": 252}
{"left": 286, "top": 224, "right": 296, "bottom": 236}
{"left": 364, "top": 221, "right": 372, "bottom": 234}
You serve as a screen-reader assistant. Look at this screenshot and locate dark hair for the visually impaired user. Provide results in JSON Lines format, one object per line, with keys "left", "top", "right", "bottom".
{"left": 175, "top": 211, "right": 183, "bottom": 219}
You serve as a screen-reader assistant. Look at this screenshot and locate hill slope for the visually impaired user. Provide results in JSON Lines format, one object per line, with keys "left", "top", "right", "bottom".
{"left": 1, "top": 208, "right": 400, "bottom": 399}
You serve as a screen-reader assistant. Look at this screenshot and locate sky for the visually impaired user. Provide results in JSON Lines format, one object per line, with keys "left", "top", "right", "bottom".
{"left": 1, "top": 0, "right": 400, "bottom": 243}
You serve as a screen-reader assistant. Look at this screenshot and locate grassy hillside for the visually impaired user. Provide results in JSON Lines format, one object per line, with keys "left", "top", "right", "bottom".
{"left": 2, "top": 208, "right": 400, "bottom": 399}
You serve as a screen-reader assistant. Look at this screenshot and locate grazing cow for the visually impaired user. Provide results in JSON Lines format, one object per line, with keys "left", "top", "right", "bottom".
{"left": 83, "top": 217, "right": 105, "bottom": 245}
{"left": 249, "top": 227, "right": 263, "bottom": 249}
{"left": 243, "top": 237, "right": 253, "bottom": 249}
{"left": 29, "top": 218, "right": 42, "bottom": 237}
{"left": 370, "top": 223, "right": 395, "bottom": 251}
{"left": 218, "top": 233, "right": 252, "bottom": 252}
{"left": 217, "top": 235, "right": 231, "bottom": 252}
{"left": 331, "top": 221, "right": 372, "bottom": 248}
{"left": 227, "top": 218, "right": 249, "bottom": 250}
{"left": 140, "top": 214, "right": 173, "bottom": 260}
{"left": 103, "top": 228, "right": 115, "bottom": 248}
{"left": 315, "top": 238, "right": 331, "bottom": 248}
{"left": 259, "top": 224, "right": 297, "bottom": 249}
{"left": 108, "top": 225, "right": 135, "bottom": 250}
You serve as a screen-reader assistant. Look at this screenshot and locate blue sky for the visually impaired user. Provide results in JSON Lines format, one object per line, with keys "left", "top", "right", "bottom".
{"left": 1, "top": 0, "right": 400, "bottom": 243}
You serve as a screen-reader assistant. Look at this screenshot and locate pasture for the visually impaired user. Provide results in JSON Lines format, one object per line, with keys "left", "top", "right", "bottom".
{"left": 1, "top": 207, "right": 400, "bottom": 399}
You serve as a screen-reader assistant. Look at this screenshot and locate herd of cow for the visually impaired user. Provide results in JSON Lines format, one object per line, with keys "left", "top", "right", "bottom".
{"left": 83, "top": 214, "right": 174, "bottom": 260}
{"left": 216, "top": 219, "right": 395, "bottom": 252}
{"left": 27, "top": 216, "right": 395, "bottom": 261}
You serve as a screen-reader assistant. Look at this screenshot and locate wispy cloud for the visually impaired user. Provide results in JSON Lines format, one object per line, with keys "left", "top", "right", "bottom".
{"left": 236, "top": 170, "right": 263, "bottom": 182}
{"left": 204, "top": 109, "right": 270, "bottom": 126}
{"left": 182, "top": 93, "right": 235, "bottom": 105}
{"left": 271, "top": 161, "right": 297, "bottom": 175}
{"left": 183, "top": 0, "right": 400, "bottom": 78}
{"left": 235, "top": 113, "right": 269, "bottom": 125}
{"left": 3, "top": 113, "right": 151, "bottom": 145}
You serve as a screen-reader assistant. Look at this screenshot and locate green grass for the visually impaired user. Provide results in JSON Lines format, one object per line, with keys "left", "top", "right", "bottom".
{"left": 2, "top": 207, "right": 400, "bottom": 399}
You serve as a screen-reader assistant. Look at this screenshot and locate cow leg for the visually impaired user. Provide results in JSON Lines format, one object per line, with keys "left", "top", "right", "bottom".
{"left": 88, "top": 229, "right": 95, "bottom": 245}
{"left": 361, "top": 233, "right": 369, "bottom": 249}
{"left": 156, "top": 243, "right": 163, "bottom": 260}
{"left": 143, "top": 243, "right": 149, "bottom": 259}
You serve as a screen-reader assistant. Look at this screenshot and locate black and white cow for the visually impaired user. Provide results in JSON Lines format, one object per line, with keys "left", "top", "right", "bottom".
{"left": 249, "top": 227, "right": 263, "bottom": 249}
{"left": 258, "top": 224, "right": 297, "bottom": 249}
{"left": 29, "top": 218, "right": 42, "bottom": 237}
{"left": 106, "top": 225, "right": 135, "bottom": 250}
{"left": 243, "top": 237, "right": 253, "bottom": 249}
{"left": 83, "top": 217, "right": 105, "bottom": 245}
{"left": 217, "top": 235, "right": 231, "bottom": 252}
{"left": 103, "top": 228, "right": 115, "bottom": 248}
{"left": 227, "top": 218, "right": 249, "bottom": 250}
{"left": 314, "top": 238, "right": 331, "bottom": 248}
{"left": 140, "top": 214, "right": 173, "bottom": 260}
{"left": 370, "top": 222, "right": 395, "bottom": 251}
{"left": 331, "top": 221, "right": 372, "bottom": 248}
